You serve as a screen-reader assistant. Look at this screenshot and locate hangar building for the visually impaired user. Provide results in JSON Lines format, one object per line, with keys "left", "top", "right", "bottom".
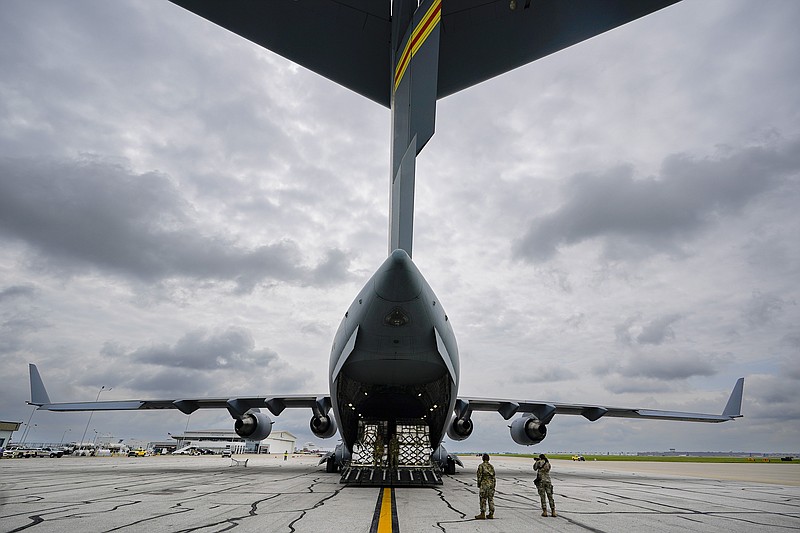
{"left": 170, "top": 429, "right": 296, "bottom": 454}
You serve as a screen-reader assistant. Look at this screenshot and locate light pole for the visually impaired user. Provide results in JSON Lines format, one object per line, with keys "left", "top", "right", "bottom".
{"left": 19, "top": 406, "right": 37, "bottom": 444}
{"left": 21, "top": 423, "right": 38, "bottom": 446}
{"left": 92, "top": 429, "right": 98, "bottom": 446}
{"left": 79, "top": 386, "right": 110, "bottom": 448}
{"left": 59, "top": 428, "right": 72, "bottom": 446}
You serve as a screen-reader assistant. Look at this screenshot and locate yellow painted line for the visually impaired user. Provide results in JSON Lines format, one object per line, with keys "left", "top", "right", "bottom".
{"left": 377, "top": 487, "right": 393, "bottom": 532}
{"left": 394, "top": 0, "right": 442, "bottom": 91}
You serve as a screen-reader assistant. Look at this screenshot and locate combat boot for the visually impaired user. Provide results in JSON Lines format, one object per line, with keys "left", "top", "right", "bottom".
{"left": 487, "top": 512, "right": 494, "bottom": 519}
{"left": 474, "top": 512, "right": 486, "bottom": 520}
{"left": 550, "top": 506, "right": 557, "bottom": 517}
{"left": 541, "top": 509, "right": 548, "bottom": 517}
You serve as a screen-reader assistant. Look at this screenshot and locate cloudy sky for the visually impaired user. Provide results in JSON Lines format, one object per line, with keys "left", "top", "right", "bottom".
{"left": 1, "top": 1, "right": 798, "bottom": 454}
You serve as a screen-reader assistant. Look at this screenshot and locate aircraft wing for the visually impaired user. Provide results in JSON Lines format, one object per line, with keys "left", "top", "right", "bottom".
{"left": 168, "top": 0, "right": 681, "bottom": 108}
{"left": 457, "top": 377, "right": 745, "bottom": 423}
{"left": 27, "top": 364, "right": 330, "bottom": 419}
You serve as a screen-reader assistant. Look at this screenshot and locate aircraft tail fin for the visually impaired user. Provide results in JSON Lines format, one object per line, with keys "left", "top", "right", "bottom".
{"left": 29, "top": 363, "right": 51, "bottom": 406}
{"left": 722, "top": 377, "right": 745, "bottom": 418}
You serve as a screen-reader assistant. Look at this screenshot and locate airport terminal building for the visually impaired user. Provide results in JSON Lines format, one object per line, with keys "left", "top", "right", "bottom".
{"left": 169, "top": 429, "right": 296, "bottom": 454}
{"left": 0, "top": 421, "right": 22, "bottom": 449}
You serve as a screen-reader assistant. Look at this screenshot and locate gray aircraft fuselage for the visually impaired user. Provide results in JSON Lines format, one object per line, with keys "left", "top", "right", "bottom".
{"left": 328, "top": 249, "right": 459, "bottom": 452}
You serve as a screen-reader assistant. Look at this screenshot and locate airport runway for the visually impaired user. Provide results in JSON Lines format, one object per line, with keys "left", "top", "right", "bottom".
{"left": 1, "top": 454, "right": 798, "bottom": 532}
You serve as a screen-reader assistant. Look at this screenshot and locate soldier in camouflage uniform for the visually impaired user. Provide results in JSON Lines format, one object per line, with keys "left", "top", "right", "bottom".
{"left": 475, "top": 453, "right": 496, "bottom": 519}
{"left": 388, "top": 433, "right": 400, "bottom": 470}
{"left": 373, "top": 434, "right": 384, "bottom": 468}
{"left": 533, "top": 453, "right": 556, "bottom": 517}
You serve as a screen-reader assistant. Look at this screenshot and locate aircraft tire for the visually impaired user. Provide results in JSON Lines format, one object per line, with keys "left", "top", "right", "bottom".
{"left": 325, "top": 458, "right": 337, "bottom": 473}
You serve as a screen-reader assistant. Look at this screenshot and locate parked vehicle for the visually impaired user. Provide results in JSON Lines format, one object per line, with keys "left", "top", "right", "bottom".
{"left": 2, "top": 446, "right": 23, "bottom": 458}
{"left": 221, "top": 449, "right": 232, "bottom": 458}
{"left": 35, "top": 447, "right": 64, "bottom": 458}
{"left": 72, "top": 445, "right": 96, "bottom": 457}
{"left": 127, "top": 449, "right": 147, "bottom": 457}
{"left": 15, "top": 448, "right": 39, "bottom": 458}
{"left": 172, "top": 445, "right": 204, "bottom": 455}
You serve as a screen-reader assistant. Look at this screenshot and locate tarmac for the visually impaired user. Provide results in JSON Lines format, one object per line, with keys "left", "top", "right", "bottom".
{"left": 1, "top": 454, "right": 798, "bottom": 532}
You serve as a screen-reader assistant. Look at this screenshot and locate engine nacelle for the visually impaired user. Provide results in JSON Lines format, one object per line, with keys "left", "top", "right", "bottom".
{"left": 309, "top": 414, "right": 337, "bottom": 439}
{"left": 234, "top": 410, "right": 273, "bottom": 441}
{"left": 509, "top": 415, "right": 547, "bottom": 445}
{"left": 446, "top": 415, "right": 473, "bottom": 441}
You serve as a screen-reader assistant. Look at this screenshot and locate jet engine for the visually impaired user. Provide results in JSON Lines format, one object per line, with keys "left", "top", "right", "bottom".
{"left": 446, "top": 414, "right": 473, "bottom": 441}
{"left": 309, "top": 414, "right": 337, "bottom": 439}
{"left": 234, "top": 410, "right": 273, "bottom": 441}
{"left": 509, "top": 415, "right": 547, "bottom": 445}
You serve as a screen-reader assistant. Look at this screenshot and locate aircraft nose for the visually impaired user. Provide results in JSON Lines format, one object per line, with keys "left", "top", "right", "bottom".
{"left": 374, "top": 249, "right": 423, "bottom": 301}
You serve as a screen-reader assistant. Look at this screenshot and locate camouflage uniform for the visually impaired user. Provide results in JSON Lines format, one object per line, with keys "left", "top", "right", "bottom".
{"left": 373, "top": 435, "right": 384, "bottom": 468}
{"left": 388, "top": 434, "right": 400, "bottom": 469}
{"left": 476, "top": 458, "right": 496, "bottom": 516}
{"left": 534, "top": 458, "right": 555, "bottom": 516}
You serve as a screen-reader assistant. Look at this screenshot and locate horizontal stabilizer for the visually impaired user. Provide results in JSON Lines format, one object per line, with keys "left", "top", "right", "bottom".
{"left": 169, "top": 0, "right": 391, "bottom": 106}
{"left": 436, "top": 0, "right": 683, "bottom": 99}
{"left": 168, "top": 1, "right": 683, "bottom": 108}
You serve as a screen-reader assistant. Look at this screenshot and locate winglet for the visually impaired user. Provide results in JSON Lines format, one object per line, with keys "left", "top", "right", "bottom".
{"left": 29, "top": 363, "right": 51, "bottom": 406}
{"left": 722, "top": 377, "right": 745, "bottom": 418}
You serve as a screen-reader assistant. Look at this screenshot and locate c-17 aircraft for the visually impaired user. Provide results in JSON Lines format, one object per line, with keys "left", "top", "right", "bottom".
{"left": 28, "top": 0, "right": 744, "bottom": 482}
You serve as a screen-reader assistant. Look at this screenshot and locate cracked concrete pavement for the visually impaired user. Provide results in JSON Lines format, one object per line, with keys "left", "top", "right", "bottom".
{"left": 1, "top": 454, "right": 798, "bottom": 532}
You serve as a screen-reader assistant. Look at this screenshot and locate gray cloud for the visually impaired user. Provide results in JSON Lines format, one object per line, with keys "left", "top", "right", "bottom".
{"left": 604, "top": 377, "right": 673, "bottom": 395}
{"left": 72, "top": 327, "right": 313, "bottom": 398}
{"left": 743, "top": 374, "right": 800, "bottom": 423}
{"left": 0, "top": 156, "right": 353, "bottom": 292}
{"left": 615, "top": 314, "right": 683, "bottom": 347}
{"left": 132, "top": 327, "right": 279, "bottom": 371}
{"left": 742, "top": 290, "right": 794, "bottom": 328}
{"left": 0, "top": 284, "right": 46, "bottom": 355}
{"left": 0, "top": 315, "right": 48, "bottom": 355}
{"left": 510, "top": 367, "right": 576, "bottom": 384}
{"left": 615, "top": 315, "right": 640, "bottom": 345}
{"left": 0, "top": 284, "right": 37, "bottom": 302}
{"left": 636, "top": 314, "right": 683, "bottom": 345}
{"left": 622, "top": 353, "right": 718, "bottom": 380}
{"left": 514, "top": 138, "right": 800, "bottom": 262}
{"left": 601, "top": 350, "right": 726, "bottom": 381}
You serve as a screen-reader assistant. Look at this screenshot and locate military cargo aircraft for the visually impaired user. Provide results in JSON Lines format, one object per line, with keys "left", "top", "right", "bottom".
{"left": 28, "top": 0, "right": 744, "bottom": 480}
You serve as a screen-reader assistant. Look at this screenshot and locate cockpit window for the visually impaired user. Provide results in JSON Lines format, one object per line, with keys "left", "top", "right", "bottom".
{"left": 384, "top": 307, "right": 410, "bottom": 327}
